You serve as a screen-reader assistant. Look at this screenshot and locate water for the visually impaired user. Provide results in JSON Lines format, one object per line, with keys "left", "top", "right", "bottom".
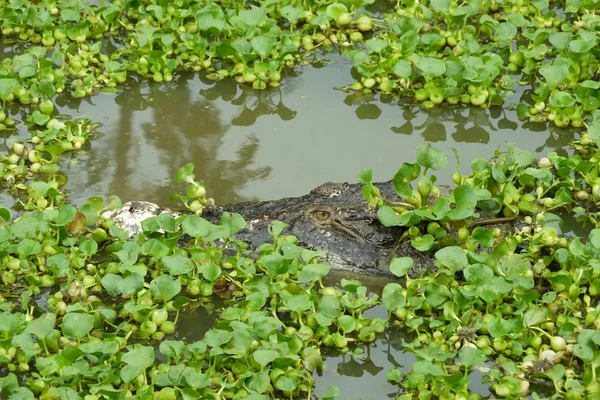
{"left": 33, "top": 54, "right": 573, "bottom": 210}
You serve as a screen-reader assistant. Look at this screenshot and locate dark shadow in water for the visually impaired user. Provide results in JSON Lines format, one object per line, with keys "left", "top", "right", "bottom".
{"left": 230, "top": 86, "right": 298, "bottom": 126}
{"left": 58, "top": 74, "right": 276, "bottom": 205}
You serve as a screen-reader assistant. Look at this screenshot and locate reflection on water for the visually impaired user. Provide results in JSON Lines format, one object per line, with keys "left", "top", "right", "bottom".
{"left": 51, "top": 55, "right": 574, "bottom": 211}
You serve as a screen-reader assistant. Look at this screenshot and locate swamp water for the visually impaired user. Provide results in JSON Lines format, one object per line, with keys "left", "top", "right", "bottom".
{"left": 1, "top": 55, "right": 572, "bottom": 399}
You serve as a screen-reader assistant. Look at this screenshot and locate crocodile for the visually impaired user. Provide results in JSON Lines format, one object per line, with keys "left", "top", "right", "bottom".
{"left": 103, "top": 181, "right": 515, "bottom": 277}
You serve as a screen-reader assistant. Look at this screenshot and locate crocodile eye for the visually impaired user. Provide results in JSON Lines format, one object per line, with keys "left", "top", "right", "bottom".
{"left": 313, "top": 210, "right": 330, "bottom": 221}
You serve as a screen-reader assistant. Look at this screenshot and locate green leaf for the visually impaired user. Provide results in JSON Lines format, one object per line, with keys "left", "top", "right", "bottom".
{"left": 220, "top": 212, "right": 246, "bottom": 236}
{"left": 472, "top": 227, "right": 494, "bottom": 248}
{"left": 202, "top": 263, "right": 221, "bottom": 282}
{"left": 382, "top": 283, "right": 405, "bottom": 311}
{"left": 415, "top": 57, "right": 446, "bottom": 77}
{"left": 101, "top": 274, "right": 123, "bottom": 296}
{"left": 435, "top": 246, "right": 468, "bottom": 272}
{"left": 0, "top": 79, "right": 20, "bottom": 101}
{"left": 54, "top": 205, "right": 77, "bottom": 226}
{"left": 463, "top": 263, "right": 494, "bottom": 285}
{"left": 0, "top": 207, "right": 11, "bottom": 223}
{"left": 494, "top": 22, "right": 517, "bottom": 42}
{"left": 182, "top": 215, "right": 211, "bottom": 238}
{"left": 523, "top": 307, "right": 552, "bottom": 327}
{"left": 458, "top": 346, "right": 487, "bottom": 368}
{"left": 389, "top": 257, "right": 413, "bottom": 277}
{"left": 25, "top": 317, "right": 54, "bottom": 339}
{"left": 447, "top": 185, "right": 477, "bottom": 220}
{"left": 61, "top": 313, "right": 94, "bottom": 339}
{"left": 411, "top": 234, "right": 434, "bottom": 251}
{"left": 17, "top": 239, "right": 41, "bottom": 258}
{"left": 589, "top": 229, "right": 600, "bottom": 249}
{"left": 539, "top": 63, "right": 569, "bottom": 88}
{"left": 175, "top": 164, "right": 195, "bottom": 184}
{"left": 120, "top": 345, "right": 155, "bottom": 383}
{"left": 251, "top": 36, "right": 276, "bottom": 59}
{"left": 297, "top": 263, "right": 330, "bottom": 283}
{"left": 150, "top": 275, "right": 181, "bottom": 302}
{"left": 274, "top": 376, "right": 297, "bottom": 393}
{"left": 416, "top": 143, "right": 448, "bottom": 171}
{"left": 119, "top": 273, "right": 144, "bottom": 295}
{"left": 253, "top": 349, "right": 280, "bottom": 368}
{"left": 393, "top": 60, "right": 412, "bottom": 78}
{"left": 393, "top": 162, "right": 421, "bottom": 197}
{"left": 162, "top": 254, "right": 195, "bottom": 276}
{"left": 325, "top": 3, "right": 348, "bottom": 21}
{"left": 357, "top": 168, "right": 372, "bottom": 184}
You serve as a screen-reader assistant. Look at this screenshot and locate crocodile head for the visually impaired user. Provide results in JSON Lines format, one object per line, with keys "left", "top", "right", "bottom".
{"left": 304, "top": 205, "right": 400, "bottom": 247}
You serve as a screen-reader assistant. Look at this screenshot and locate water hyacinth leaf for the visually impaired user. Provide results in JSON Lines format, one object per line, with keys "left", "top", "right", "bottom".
{"left": 338, "top": 315, "right": 356, "bottom": 333}
{"left": 182, "top": 369, "right": 210, "bottom": 389}
{"left": 203, "top": 329, "right": 233, "bottom": 348}
{"left": 416, "top": 143, "right": 448, "bottom": 171}
{"left": 0, "top": 207, "right": 10, "bottom": 224}
{"left": 119, "top": 273, "right": 144, "bottom": 295}
{"left": 17, "top": 239, "right": 41, "bottom": 258}
{"left": 47, "top": 253, "right": 70, "bottom": 276}
{"left": 472, "top": 227, "right": 494, "bottom": 248}
{"left": 325, "top": 2, "right": 348, "bottom": 21}
{"left": 539, "top": 63, "right": 569, "bottom": 88}
{"left": 61, "top": 313, "right": 94, "bottom": 339}
{"left": 101, "top": 274, "right": 123, "bottom": 296}
{"left": 458, "top": 346, "right": 487, "bottom": 368}
{"left": 239, "top": 5, "right": 267, "bottom": 26}
{"left": 435, "top": 246, "right": 468, "bottom": 272}
{"left": 275, "top": 376, "right": 297, "bottom": 392}
{"left": 494, "top": 22, "right": 517, "bottom": 42}
{"left": 411, "top": 234, "right": 434, "bottom": 251}
{"left": 524, "top": 307, "right": 552, "bottom": 327}
{"left": 393, "top": 60, "right": 412, "bottom": 78}
{"left": 357, "top": 168, "right": 372, "bottom": 184}
{"left": 283, "top": 292, "right": 312, "bottom": 313}
{"left": 377, "top": 206, "right": 407, "bottom": 227}
{"left": 390, "top": 257, "right": 414, "bottom": 277}
{"left": 447, "top": 185, "right": 477, "bottom": 220}
{"left": 220, "top": 212, "right": 246, "bottom": 236}
{"left": 415, "top": 57, "right": 446, "bottom": 78}
{"left": 182, "top": 215, "right": 211, "bottom": 238}
{"left": 162, "top": 254, "right": 195, "bottom": 276}
{"left": 150, "top": 275, "right": 181, "bottom": 302}
{"left": 120, "top": 345, "right": 155, "bottom": 383}
{"left": 175, "top": 163, "right": 195, "bottom": 184}
{"left": 251, "top": 36, "right": 277, "bottom": 59}
{"left": 382, "top": 283, "right": 405, "bottom": 311}
{"left": 297, "top": 263, "right": 330, "bottom": 282}
{"left": 393, "top": 162, "right": 421, "bottom": 197}
{"left": 25, "top": 317, "right": 54, "bottom": 339}
{"left": 0, "top": 79, "right": 20, "bottom": 100}
{"left": 589, "top": 229, "right": 600, "bottom": 249}
{"left": 280, "top": 5, "right": 304, "bottom": 24}
{"left": 246, "top": 372, "right": 270, "bottom": 394}
{"left": 463, "top": 263, "right": 494, "bottom": 285}
{"left": 202, "top": 263, "right": 221, "bottom": 281}
{"left": 159, "top": 340, "right": 186, "bottom": 359}
{"left": 253, "top": 349, "right": 280, "bottom": 368}
{"left": 365, "top": 39, "right": 388, "bottom": 54}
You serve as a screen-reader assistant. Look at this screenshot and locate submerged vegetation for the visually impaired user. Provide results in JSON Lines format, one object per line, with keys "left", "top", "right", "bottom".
{"left": 0, "top": 0, "right": 600, "bottom": 399}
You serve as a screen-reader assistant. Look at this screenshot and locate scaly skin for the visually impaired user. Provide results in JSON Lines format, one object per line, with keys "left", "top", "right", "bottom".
{"left": 103, "top": 181, "right": 517, "bottom": 277}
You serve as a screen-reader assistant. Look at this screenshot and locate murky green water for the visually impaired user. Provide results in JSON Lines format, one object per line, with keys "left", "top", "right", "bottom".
{"left": 3, "top": 48, "right": 576, "bottom": 398}
{"left": 27, "top": 54, "right": 572, "bottom": 210}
